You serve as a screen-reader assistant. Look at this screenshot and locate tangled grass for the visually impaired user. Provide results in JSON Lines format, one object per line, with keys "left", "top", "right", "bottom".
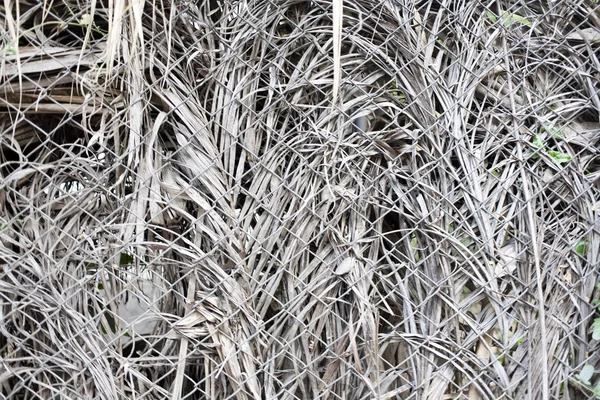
{"left": 1, "top": 0, "right": 599, "bottom": 398}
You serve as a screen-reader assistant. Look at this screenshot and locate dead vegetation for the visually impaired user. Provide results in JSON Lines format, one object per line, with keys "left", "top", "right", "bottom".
{"left": 1, "top": 0, "right": 599, "bottom": 399}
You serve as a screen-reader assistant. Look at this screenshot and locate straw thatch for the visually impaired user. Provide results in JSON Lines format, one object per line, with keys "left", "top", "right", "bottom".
{"left": 1, "top": 0, "right": 599, "bottom": 398}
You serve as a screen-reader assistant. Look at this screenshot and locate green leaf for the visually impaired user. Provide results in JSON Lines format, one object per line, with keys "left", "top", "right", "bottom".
{"left": 501, "top": 12, "right": 533, "bottom": 29}
{"left": 547, "top": 150, "right": 571, "bottom": 163}
{"left": 410, "top": 235, "right": 417, "bottom": 248}
{"left": 578, "top": 364, "right": 595, "bottom": 385}
{"left": 86, "top": 263, "right": 98, "bottom": 273}
{"left": 516, "top": 335, "right": 525, "bottom": 345}
{"left": 392, "top": 91, "right": 405, "bottom": 103}
{"left": 593, "top": 319, "right": 600, "bottom": 341}
{"left": 532, "top": 135, "right": 544, "bottom": 148}
{"left": 119, "top": 252, "right": 134, "bottom": 265}
{"left": 489, "top": 10, "right": 542, "bottom": 33}
{"left": 78, "top": 13, "right": 92, "bottom": 26}
{"left": 593, "top": 384, "right": 600, "bottom": 398}
{"left": 575, "top": 239, "right": 588, "bottom": 257}
{"left": 410, "top": 235, "right": 420, "bottom": 261}
{"left": 542, "top": 122, "right": 563, "bottom": 139}
{"left": 460, "top": 236, "right": 473, "bottom": 247}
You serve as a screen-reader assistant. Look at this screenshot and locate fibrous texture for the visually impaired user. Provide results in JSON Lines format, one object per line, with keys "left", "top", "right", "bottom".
{"left": 1, "top": 0, "right": 599, "bottom": 398}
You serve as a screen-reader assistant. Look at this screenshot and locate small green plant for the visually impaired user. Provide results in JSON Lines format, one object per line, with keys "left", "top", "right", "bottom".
{"left": 592, "top": 281, "right": 600, "bottom": 341}
{"left": 532, "top": 135, "right": 544, "bottom": 149}
{"left": 486, "top": 10, "right": 542, "bottom": 34}
{"left": 531, "top": 130, "right": 571, "bottom": 164}
{"left": 4, "top": 43, "right": 16, "bottom": 55}
{"left": 78, "top": 13, "right": 92, "bottom": 26}
{"left": 389, "top": 82, "right": 406, "bottom": 104}
{"left": 576, "top": 283, "right": 600, "bottom": 397}
{"left": 485, "top": 11, "right": 542, "bottom": 33}
{"left": 542, "top": 121, "right": 563, "bottom": 139}
{"left": 576, "top": 364, "right": 600, "bottom": 398}
{"left": 409, "top": 234, "right": 420, "bottom": 261}
{"left": 547, "top": 150, "right": 571, "bottom": 164}
{"left": 593, "top": 319, "right": 600, "bottom": 341}
{"left": 575, "top": 238, "right": 588, "bottom": 258}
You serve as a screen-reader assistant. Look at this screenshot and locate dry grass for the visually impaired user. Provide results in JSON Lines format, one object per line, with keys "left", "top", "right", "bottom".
{"left": 1, "top": 0, "right": 600, "bottom": 399}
